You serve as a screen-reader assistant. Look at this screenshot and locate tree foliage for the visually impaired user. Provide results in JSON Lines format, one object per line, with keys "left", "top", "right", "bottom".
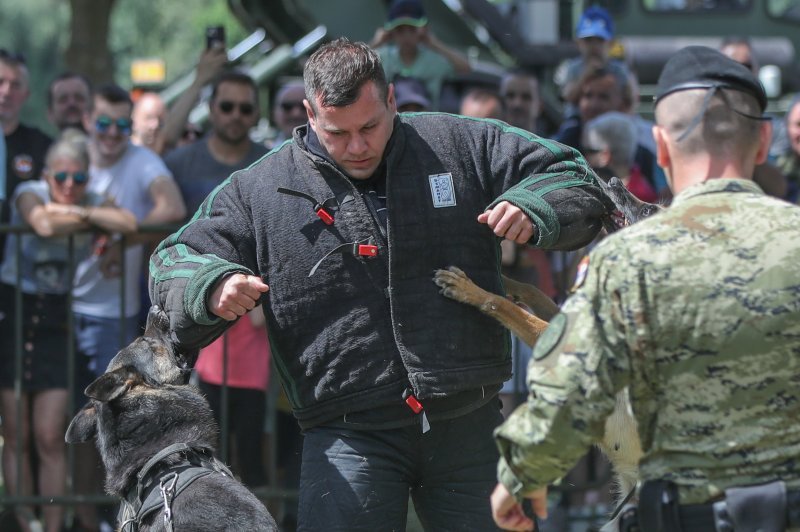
{"left": 0, "top": 0, "right": 246, "bottom": 132}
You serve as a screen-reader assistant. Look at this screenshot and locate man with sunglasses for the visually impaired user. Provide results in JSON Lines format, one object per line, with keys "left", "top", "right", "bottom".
{"left": 270, "top": 80, "right": 307, "bottom": 147}
{"left": 164, "top": 70, "right": 267, "bottom": 216}
{"left": 0, "top": 49, "right": 53, "bottom": 262}
{"left": 75, "top": 83, "right": 185, "bottom": 378}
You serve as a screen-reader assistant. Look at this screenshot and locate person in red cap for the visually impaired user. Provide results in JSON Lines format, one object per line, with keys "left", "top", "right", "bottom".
{"left": 369, "top": 0, "right": 470, "bottom": 110}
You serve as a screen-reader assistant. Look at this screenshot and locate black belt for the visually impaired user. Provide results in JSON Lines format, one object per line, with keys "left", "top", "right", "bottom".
{"left": 678, "top": 492, "right": 800, "bottom": 531}
{"left": 623, "top": 480, "right": 800, "bottom": 532}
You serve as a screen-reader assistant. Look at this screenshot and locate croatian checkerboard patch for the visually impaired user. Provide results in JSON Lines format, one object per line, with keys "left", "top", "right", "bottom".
{"left": 428, "top": 173, "right": 457, "bottom": 208}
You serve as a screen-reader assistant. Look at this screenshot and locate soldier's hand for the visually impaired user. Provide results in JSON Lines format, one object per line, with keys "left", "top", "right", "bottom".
{"left": 478, "top": 201, "right": 536, "bottom": 245}
{"left": 208, "top": 273, "right": 269, "bottom": 321}
{"left": 490, "top": 483, "right": 537, "bottom": 531}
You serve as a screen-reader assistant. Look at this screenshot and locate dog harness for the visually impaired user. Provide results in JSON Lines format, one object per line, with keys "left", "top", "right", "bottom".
{"left": 117, "top": 442, "right": 233, "bottom": 532}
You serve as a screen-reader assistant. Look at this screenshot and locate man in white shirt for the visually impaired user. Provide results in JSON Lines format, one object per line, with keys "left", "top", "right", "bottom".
{"left": 75, "top": 83, "right": 186, "bottom": 375}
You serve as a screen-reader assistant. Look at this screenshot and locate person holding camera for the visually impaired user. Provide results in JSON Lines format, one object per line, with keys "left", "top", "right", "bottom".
{"left": 164, "top": 70, "right": 267, "bottom": 217}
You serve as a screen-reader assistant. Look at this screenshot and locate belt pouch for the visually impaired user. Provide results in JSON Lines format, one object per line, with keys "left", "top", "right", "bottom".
{"left": 725, "top": 480, "right": 787, "bottom": 532}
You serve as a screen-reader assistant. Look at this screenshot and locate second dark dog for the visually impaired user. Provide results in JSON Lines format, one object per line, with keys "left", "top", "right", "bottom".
{"left": 66, "top": 308, "right": 277, "bottom": 532}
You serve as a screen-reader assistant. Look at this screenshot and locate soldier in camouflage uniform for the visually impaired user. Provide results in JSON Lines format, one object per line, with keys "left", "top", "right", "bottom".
{"left": 491, "top": 46, "right": 800, "bottom": 532}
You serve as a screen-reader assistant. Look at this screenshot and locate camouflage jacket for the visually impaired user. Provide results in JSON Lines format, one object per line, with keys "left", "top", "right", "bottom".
{"left": 495, "top": 178, "right": 800, "bottom": 504}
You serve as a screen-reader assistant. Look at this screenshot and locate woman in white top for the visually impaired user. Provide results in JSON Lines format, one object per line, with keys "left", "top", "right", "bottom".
{"left": 0, "top": 129, "right": 136, "bottom": 532}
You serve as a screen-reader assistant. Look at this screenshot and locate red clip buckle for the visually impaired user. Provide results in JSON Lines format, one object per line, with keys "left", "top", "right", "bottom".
{"left": 404, "top": 394, "right": 423, "bottom": 414}
{"left": 315, "top": 207, "right": 334, "bottom": 225}
{"left": 357, "top": 244, "right": 378, "bottom": 257}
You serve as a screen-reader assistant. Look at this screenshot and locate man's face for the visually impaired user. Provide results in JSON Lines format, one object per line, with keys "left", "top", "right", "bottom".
{"left": 390, "top": 25, "right": 422, "bottom": 51}
{"left": 307, "top": 81, "right": 396, "bottom": 180}
{"left": 210, "top": 81, "right": 259, "bottom": 145}
{"left": 579, "top": 74, "right": 623, "bottom": 123}
{"left": 787, "top": 103, "right": 800, "bottom": 157}
{"left": 132, "top": 94, "right": 166, "bottom": 147}
{"left": 0, "top": 61, "right": 30, "bottom": 124}
{"left": 87, "top": 97, "right": 133, "bottom": 163}
{"left": 500, "top": 75, "right": 540, "bottom": 131}
{"left": 721, "top": 43, "right": 757, "bottom": 74}
{"left": 577, "top": 36, "right": 610, "bottom": 63}
{"left": 49, "top": 77, "right": 91, "bottom": 131}
{"left": 274, "top": 85, "right": 307, "bottom": 138}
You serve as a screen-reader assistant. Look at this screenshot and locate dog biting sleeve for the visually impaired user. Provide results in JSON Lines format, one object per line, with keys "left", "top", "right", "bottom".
{"left": 484, "top": 131, "right": 613, "bottom": 250}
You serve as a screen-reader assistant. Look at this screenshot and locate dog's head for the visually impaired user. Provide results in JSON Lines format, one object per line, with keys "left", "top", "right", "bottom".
{"left": 65, "top": 364, "right": 146, "bottom": 444}
{"left": 65, "top": 364, "right": 218, "bottom": 496}
{"left": 598, "top": 176, "right": 664, "bottom": 232}
{"left": 106, "top": 305, "right": 196, "bottom": 386}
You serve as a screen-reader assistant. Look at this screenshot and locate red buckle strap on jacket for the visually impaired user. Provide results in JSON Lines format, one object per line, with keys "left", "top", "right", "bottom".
{"left": 308, "top": 238, "right": 379, "bottom": 277}
{"left": 277, "top": 186, "right": 338, "bottom": 225}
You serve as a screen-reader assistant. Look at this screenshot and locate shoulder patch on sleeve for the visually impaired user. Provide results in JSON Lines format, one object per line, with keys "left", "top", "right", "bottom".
{"left": 571, "top": 255, "right": 590, "bottom": 293}
{"left": 533, "top": 312, "right": 567, "bottom": 360}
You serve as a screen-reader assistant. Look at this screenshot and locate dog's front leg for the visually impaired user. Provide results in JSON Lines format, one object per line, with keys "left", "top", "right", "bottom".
{"left": 501, "top": 275, "right": 559, "bottom": 321}
{"left": 434, "top": 267, "right": 549, "bottom": 346}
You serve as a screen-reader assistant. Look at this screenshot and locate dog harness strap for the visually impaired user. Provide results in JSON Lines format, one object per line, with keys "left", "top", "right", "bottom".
{"left": 121, "top": 442, "right": 224, "bottom": 531}
{"left": 160, "top": 472, "right": 179, "bottom": 532}
{"left": 136, "top": 443, "right": 192, "bottom": 490}
{"left": 277, "top": 186, "right": 338, "bottom": 225}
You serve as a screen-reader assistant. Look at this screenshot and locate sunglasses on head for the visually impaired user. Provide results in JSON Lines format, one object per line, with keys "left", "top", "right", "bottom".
{"left": 280, "top": 101, "right": 305, "bottom": 112}
{"left": 95, "top": 115, "right": 132, "bottom": 135}
{"left": 0, "top": 49, "right": 26, "bottom": 65}
{"left": 218, "top": 101, "right": 255, "bottom": 116}
{"left": 53, "top": 171, "right": 88, "bottom": 185}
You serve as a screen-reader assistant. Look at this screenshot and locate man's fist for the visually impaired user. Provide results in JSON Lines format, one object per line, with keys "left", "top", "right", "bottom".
{"left": 208, "top": 273, "right": 269, "bottom": 321}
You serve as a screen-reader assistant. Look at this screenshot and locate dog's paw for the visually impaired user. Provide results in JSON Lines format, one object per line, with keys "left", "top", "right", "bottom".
{"left": 433, "top": 266, "right": 483, "bottom": 305}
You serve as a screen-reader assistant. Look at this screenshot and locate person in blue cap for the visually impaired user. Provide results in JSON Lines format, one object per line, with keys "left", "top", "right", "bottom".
{"left": 369, "top": 0, "right": 471, "bottom": 110}
{"left": 555, "top": 5, "right": 630, "bottom": 118}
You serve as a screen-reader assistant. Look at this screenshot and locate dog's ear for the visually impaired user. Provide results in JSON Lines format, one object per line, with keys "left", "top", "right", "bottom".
{"left": 86, "top": 367, "right": 139, "bottom": 402}
{"left": 65, "top": 403, "right": 97, "bottom": 443}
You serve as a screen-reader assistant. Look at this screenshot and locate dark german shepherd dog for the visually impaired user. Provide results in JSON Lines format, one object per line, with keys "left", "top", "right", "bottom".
{"left": 66, "top": 307, "right": 277, "bottom": 532}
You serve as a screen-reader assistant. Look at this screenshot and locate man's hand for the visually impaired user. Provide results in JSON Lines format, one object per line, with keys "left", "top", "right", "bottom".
{"left": 490, "top": 483, "right": 548, "bottom": 531}
{"left": 209, "top": 273, "right": 269, "bottom": 321}
{"left": 195, "top": 46, "right": 227, "bottom": 87}
{"left": 478, "top": 201, "right": 536, "bottom": 244}
{"left": 370, "top": 27, "right": 391, "bottom": 48}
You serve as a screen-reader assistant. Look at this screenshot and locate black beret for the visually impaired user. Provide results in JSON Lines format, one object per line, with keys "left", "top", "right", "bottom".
{"left": 655, "top": 45, "right": 767, "bottom": 112}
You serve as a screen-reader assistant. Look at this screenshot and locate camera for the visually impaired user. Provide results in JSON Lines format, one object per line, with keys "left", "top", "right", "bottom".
{"left": 206, "top": 26, "right": 225, "bottom": 50}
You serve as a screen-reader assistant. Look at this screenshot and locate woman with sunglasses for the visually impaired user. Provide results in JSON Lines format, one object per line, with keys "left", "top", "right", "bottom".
{"left": 0, "top": 129, "right": 136, "bottom": 532}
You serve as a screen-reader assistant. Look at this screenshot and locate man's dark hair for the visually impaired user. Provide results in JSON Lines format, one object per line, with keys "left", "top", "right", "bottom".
{"left": 94, "top": 83, "right": 133, "bottom": 108}
{"left": 209, "top": 70, "right": 259, "bottom": 105}
{"left": 47, "top": 71, "right": 93, "bottom": 108}
{"left": 568, "top": 64, "right": 631, "bottom": 107}
{"left": 303, "top": 38, "right": 388, "bottom": 111}
{"left": 0, "top": 49, "right": 26, "bottom": 68}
